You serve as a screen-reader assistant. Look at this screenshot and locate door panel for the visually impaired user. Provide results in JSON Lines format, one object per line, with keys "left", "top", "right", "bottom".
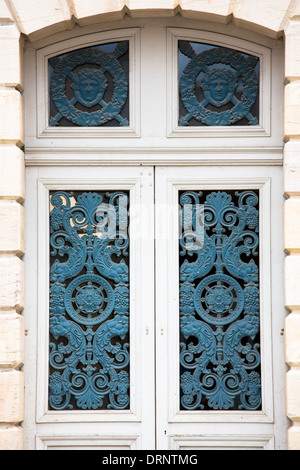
{"left": 24, "top": 165, "right": 155, "bottom": 450}
{"left": 155, "top": 165, "right": 287, "bottom": 450}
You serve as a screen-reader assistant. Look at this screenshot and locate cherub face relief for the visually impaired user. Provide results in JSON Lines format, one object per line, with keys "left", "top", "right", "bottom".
{"left": 201, "top": 68, "right": 239, "bottom": 108}
{"left": 71, "top": 69, "right": 107, "bottom": 107}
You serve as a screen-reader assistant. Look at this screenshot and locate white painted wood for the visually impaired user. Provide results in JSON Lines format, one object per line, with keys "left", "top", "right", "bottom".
{"left": 36, "top": 435, "right": 140, "bottom": 450}
{"left": 34, "top": 28, "right": 141, "bottom": 140}
{"left": 154, "top": 165, "right": 287, "bottom": 450}
{"left": 24, "top": 149, "right": 283, "bottom": 167}
{"left": 24, "top": 16, "right": 284, "bottom": 156}
{"left": 169, "top": 434, "right": 275, "bottom": 450}
{"left": 23, "top": 165, "right": 155, "bottom": 450}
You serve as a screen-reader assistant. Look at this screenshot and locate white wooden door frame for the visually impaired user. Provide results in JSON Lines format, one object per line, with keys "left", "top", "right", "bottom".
{"left": 154, "top": 165, "right": 287, "bottom": 450}
{"left": 24, "top": 165, "right": 156, "bottom": 450}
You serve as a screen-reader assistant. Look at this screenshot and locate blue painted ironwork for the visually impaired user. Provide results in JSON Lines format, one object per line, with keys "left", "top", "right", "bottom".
{"left": 49, "top": 41, "right": 129, "bottom": 127}
{"left": 178, "top": 41, "right": 259, "bottom": 126}
{"left": 179, "top": 190, "right": 261, "bottom": 410}
{"left": 49, "top": 190, "right": 130, "bottom": 410}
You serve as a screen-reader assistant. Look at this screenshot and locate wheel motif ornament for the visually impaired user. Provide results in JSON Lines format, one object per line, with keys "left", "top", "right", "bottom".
{"left": 194, "top": 274, "right": 244, "bottom": 325}
{"left": 178, "top": 41, "right": 259, "bottom": 126}
{"left": 179, "top": 190, "right": 261, "bottom": 411}
{"left": 65, "top": 274, "right": 115, "bottom": 326}
{"left": 49, "top": 190, "right": 130, "bottom": 411}
{"left": 49, "top": 43, "right": 129, "bottom": 127}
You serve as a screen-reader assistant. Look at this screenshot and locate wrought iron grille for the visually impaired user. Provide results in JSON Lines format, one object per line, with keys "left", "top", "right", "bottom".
{"left": 48, "top": 190, "right": 130, "bottom": 410}
{"left": 178, "top": 41, "right": 259, "bottom": 127}
{"left": 49, "top": 41, "right": 129, "bottom": 127}
{"left": 179, "top": 189, "right": 261, "bottom": 410}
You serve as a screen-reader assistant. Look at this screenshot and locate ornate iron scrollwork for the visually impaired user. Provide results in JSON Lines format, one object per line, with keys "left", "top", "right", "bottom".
{"left": 49, "top": 41, "right": 129, "bottom": 127}
{"left": 178, "top": 41, "right": 259, "bottom": 126}
{"left": 49, "top": 190, "right": 130, "bottom": 410}
{"left": 179, "top": 190, "right": 261, "bottom": 410}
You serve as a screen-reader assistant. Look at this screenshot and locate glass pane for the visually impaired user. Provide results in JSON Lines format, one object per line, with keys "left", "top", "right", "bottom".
{"left": 178, "top": 41, "right": 259, "bottom": 127}
{"left": 49, "top": 190, "right": 130, "bottom": 410}
{"left": 49, "top": 41, "right": 129, "bottom": 127}
{"left": 179, "top": 190, "right": 261, "bottom": 410}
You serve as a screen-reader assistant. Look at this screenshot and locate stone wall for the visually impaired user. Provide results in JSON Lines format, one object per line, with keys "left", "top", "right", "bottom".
{"left": 0, "top": 0, "right": 300, "bottom": 450}
{"left": 0, "top": 0, "right": 24, "bottom": 450}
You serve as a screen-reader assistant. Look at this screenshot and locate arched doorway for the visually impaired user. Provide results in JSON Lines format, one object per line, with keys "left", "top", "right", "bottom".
{"left": 23, "top": 16, "right": 287, "bottom": 450}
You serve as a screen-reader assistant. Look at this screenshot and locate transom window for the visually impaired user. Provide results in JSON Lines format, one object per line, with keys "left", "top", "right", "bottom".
{"left": 178, "top": 41, "right": 260, "bottom": 127}
{"left": 49, "top": 42, "right": 129, "bottom": 128}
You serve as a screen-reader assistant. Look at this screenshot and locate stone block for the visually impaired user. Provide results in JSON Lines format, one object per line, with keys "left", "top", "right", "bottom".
{"left": 180, "top": 0, "right": 233, "bottom": 22}
{"left": 0, "top": 89, "right": 24, "bottom": 146}
{"left": 0, "top": 24, "right": 23, "bottom": 89}
{"left": 72, "top": 0, "right": 125, "bottom": 24}
{"left": 233, "top": 0, "right": 292, "bottom": 38}
{"left": 283, "top": 140, "right": 300, "bottom": 196}
{"left": 127, "top": 0, "right": 177, "bottom": 16}
{"left": 0, "top": 202, "right": 24, "bottom": 255}
{"left": 287, "top": 424, "right": 300, "bottom": 450}
{"left": 284, "top": 255, "right": 300, "bottom": 309}
{"left": 9, "top": 0, "right": 73, "bottom": 41}
{"left": 0, "top": 256, "right": 24, "bottom": 311}
{"left": 284, "top": 82, "right": 300, "bottom": 139}
{"left": 284, "top": 197, "right": 300, "bottom": 252}
{"left": 0, "top": 2, "right": 14, "bottom": 23}
{"left": 0, "top": 370, "right": 24, "bottom": 422}
{"left": 0, "top": 145, "right": 25, "bottom": 202}
{"left": 0, "top": 425, "right": 23, "bottom": 450}
{"left": 286, "top": 368, "right": 300, "bottom": 421}
{"left": 71, "top": 0, "right": 177, "bottom": 20}
{"left": 285, "top": 30, "right": 300, "bottom": 81}
{"left": 285, "top": 311, "right": 300, "bottom": 365}
{"left": 0, "top": 312, "right": 24, "bottom": 368}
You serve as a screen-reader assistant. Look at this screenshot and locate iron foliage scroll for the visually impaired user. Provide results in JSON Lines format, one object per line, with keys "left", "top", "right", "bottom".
{"left": 49, "top": 190, "right": 130, "bottom": 410}
{"left": 49, "top": 41, "right": 129, "bottom": 127}
{"left": 179, "top": 189, "right": 261, "bottom": 411}
{"left": 178, "top": 41, "right": 259, "bottom": 127}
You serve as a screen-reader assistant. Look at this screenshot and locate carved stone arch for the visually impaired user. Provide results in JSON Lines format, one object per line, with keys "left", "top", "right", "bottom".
{"left": 6, "top": 0, "right": 299, "bottom": 41}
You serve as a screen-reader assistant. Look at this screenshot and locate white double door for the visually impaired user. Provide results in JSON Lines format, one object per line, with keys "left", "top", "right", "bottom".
{"left": 24, "top": 164, "right": 287, "bottom": 450}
